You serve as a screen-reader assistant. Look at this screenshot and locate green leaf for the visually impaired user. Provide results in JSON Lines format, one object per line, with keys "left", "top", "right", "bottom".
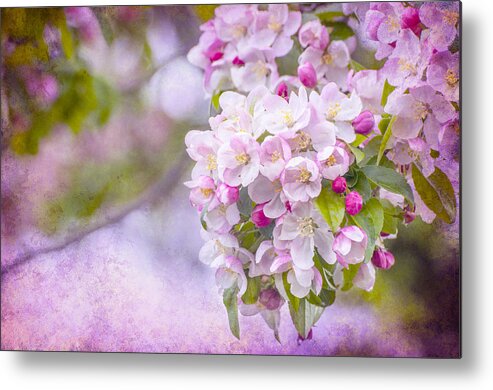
{"left": 351, "top": 172, "right": 372, "bottom": 202}
{"left": 347, "top": 144, "right": 365, "bottom": 165}
{"left": 211, "top": 90, "right": 222, "bottom": 112}
{"left": 361, "top": 165, "right": 414, "bottom": 205}
{"left": 241, "top": 276, "right": 261, "bottom": 305}
{"left": 314, "top": 189, "right": 345, "bottom": 232}
{"left": 237, "top": 187, "right": 253, "bottom": 216}
{"left": 282, "top": 272, "right": 300, "bottom": 312}
{"left": 377, "top": 115, "right": 397, "bottom": 165}
{"left": 349, "top": 198, "right": 383, "bottom": 262}
{"left": 341, "top": 264, "right": 361, "bottom": 291}
{"left": 380, "top": 199, "right": 401, "bottom": 234}
{"left": 223, "top": 286, "right": 240, "bottom": 339}
{"left": 381, "top": 79, "right": 396, "bottom": 107}
{"left": 350, "top": 59, "right": 366, "bottom": 72}
{"left": 316, "top": 11, "right": 345, "bottom": 22}
{"left": 364, "top": 198, "right": 384, "bottom": 236}
{"left": 323, "top": 21, "right": 354, "bottom": 40}
{"left": 194, "top": 5, "right": 218, "bottom": 22}
{"left": 411, "top": 164, "right": 456, "bottom": 223}
{"left": 351, "top": 134, "right": 368, "bottom": 147}
{"left": 307, "top": 289, "right": 336, "bottom": 308}
{"left": 288, "top": 299, "right": 324, "bottom": 339}
{"left": 360, "top": 135, "right": 382, "bottom": 165}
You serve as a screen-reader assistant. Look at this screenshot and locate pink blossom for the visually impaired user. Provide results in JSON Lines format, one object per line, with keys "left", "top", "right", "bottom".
{"left": 204, "top": 202, "right": 240, "bottom": 234}
{"left": 184, "top": 175, "right": 216, "bottom": 212}
{"left": 371, "top": 248, "right": 395, "bottom": 270}
{"left": 345, "top": 191, "right": 363, "bottom": 216}
{"left": 215, "top": 255, "right": 248, "bottom": 295}
{"left": 215, "top": 183, "right": 240, "bottom": 206}
{"left": 310, "top": 82, "right": 362, "bottom": 143}
{"left": 297, "top": 62, "right": 317, "bottom": 88}
{"left": 199, "top": 232, "right": 240, "bottom": 267}
{"left": 348, "top": 70, "right": 385, "bottom": 114}
{"left": 298, "top": 19, "right": 329, "bottom": 51}
{"left": 333, "top": 226, "right": 368, "bottom": 266}
{"left": 276, "top": 81, "right": 289, "bottom": 100}
{"left": 317, "top": 145, "right": 350, "bottom": 180}
{"left": 248, "top": 174, "right": 287, "bottom": 219}
{"left": 427, "top": 51, "right": 459, "bottom": 102}
{"left": 185, "top": 130, "right": 221, "bottom": 179}
{"left": 286, "top": 266, "right": 322, "bottom": 298}
{"left": 352, "top": 110, "right": 375, "bottom": 135}
{"left": 230, "top": 51, "right": 279, "bottom": 92}
{"left": 259, "top": 135, "right": 291, "bottom": 181}
{"left": 353, "top": 262, "right": 376, "bottom": 291}
{"left": 332, "top": 177, "right": 347, "bottom": 194}
{"left": 275, "top": 202, "right": 336, "bottom": 269}
{"left": 217, "top": 133, "right": 260, "bottom": 186}
{"left": 401, "top": 7, "right": 422, "bottom": 37}
{"left": 298, "top": 41, "right": 350, "bottom": 90}
{"left": 281, "top": 157, "right": 321, "bottom": 202}
{"left": 260, "top": 87, "right": 310, "bottom": 138}
{"left": 419, "top": 1, "right": 459, "bottom": 52}
{"left": 251, "top": 203, "right": 272, "bottom": 228}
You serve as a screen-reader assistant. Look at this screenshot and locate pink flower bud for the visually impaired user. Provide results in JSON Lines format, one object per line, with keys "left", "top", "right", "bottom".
{"left": 404, "top": 209, "right": 416, "bottom": 224}
{"left": 297, "top": 62, "right": 317, "bottom": 89}
{"left": 259, "top": 288, "right": 282, "bottom": 310}
{"left": 209, "top": 51, "right": 224, "bottom": 62}
{"left": 251, "top": 204, "right": 272, "bottom": 228}
{"left": 371, "top": 248, "right": 395, "bottom": 270}
{"left": 352, "top": 110, "right": 375, "bottom": 135}
{"left": 345, "top": 191, "right": 363, "bottom": 216}
{"left": 216, "top": 183, "right": 239, "bottom": 205}
{"left": 332, "top": 177, "right": 347, "bottom": 194}
{"left": 401, "top": 7, "right": 422, "bottom": 36}
{"left": 232, "top": 56, "right": 245, "bottom": 66}
{"left": 276, "top": 82, "right": 289, "bottom": 100}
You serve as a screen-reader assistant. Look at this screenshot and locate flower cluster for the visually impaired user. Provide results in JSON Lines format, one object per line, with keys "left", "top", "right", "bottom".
{"left": 185, "top": 2, "right": 460, "bottom": 341}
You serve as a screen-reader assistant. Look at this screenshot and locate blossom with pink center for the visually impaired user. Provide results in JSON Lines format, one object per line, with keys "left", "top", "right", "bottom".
{"left": 298, "top": 19, "right": 329, "bottom": 51}
{"left": 427, "top": 51, "right": 459, "bottom": 103}
{"left": 184, "top": 175, "right": 216, "bottom": 212}
{"left": 419, "top": 1, "right": 459, "bottom": 52}
{"left": 260, "top": 87, "right": 310, "bottom": 138}
{"left": 371, "top": 248, "right": 395, "bottom": 270}
{"left": 353, "top": 262, "right": 376, "bottom": 292}
{"left": 215, "top": 255, "right": 248, "bottom": 295}
{"left": 249, "top": 4, "right": 301, "bottom": 57}
{"left": 332, "top": 176, "right": 347, "bottom": 194}
{"left": 275, "top": 202, "right": 336, "bottom": 269}
{"left": 185, "top": 130, "right": 221, "bottom": 179}
{"left": 248, "top": 174, "right": 287, "bottom": 219}
{"left": 385, "top": 86, "right": 456, "bottom": 146}
{"left": 381, "top": 29, "right": 432, "bottom": 90}
{"left": 215, "top": 183, "right": 240, "bottom": 206}
{"left": 281, "top": 157, "right": 321, "bottom": 202}
{"left": 345, "top": 191, "right": 363, "bottom": 216}
{"left": 333, "top": 226, "right": 368, "bottom": 266}
{"left": 214, "top": 4, "right": 255, "bottom": 44}
{"left": 310, "top": 82, "right": 362, "bottom": 143}
{"left": 276, "top": 81, "right": 289, "bottom": 100}
{"left": 317, "top": 145, "right": 350, "bottom": 180}
{"left": 217, "top": 133, "right": 260, "bottom": 186}
{"left": 251, "top": 203, "right": 272, "bottom": 228}
{"left": 297, "top": 62, "right": 317, "bottom": 88}
{"left": 298, "top": 41, "right": 351, "bottom": 90}
{"left": 400, "top": 7, "right": 422, "bottom": 37}
{"left": 259, "top": 135, "right": 291, "bottom": 181}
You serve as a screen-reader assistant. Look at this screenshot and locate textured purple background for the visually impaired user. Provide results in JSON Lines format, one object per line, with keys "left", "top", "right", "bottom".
{"left": 1, "top": 184, "right": 459, "bottom": 356}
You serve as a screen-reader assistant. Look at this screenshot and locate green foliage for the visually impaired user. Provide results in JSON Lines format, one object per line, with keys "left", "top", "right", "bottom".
{"left": 341, "top": 264, "right": 361, "bottom": 291}
{"left": 350, "top": 198, "right": 384, "bottom": 263}
{"left": 381, "top": 79, "right": 396, "bottom": 107}
{"left": 351, "top": 171, "right": 372, "bottom": 202}
{"left": 194, "top": 5, "right": 218, "bottom": 22}
{"left": 11, "top": 71, "right": 116, "bottom": 154}
{"left": 377, "top": 116, "right": 397, "bottom": 165}
{"left": 314, "top": 188, "right": 345, "bottom": 232}
{"left": 241, "top": 276, "right": 261, "bottom": 305}
{"left": 347, "top": 144, "right": 365, "bottom": 165}
{"left": 411, "top": 164, "right": 457, "bottom": 223}
{"left": 223, "top": 286, "right": 240, "bottom": 339}
{"left": 359, "top": 135, "right": 382, "bottom": 166}
{"left": 380, "top": 199, "right": 402, "bottom": 234}
{"left": 288, "top": 299, "right": 324, "bottom": 339}
{"left": 322, "top": 21, "right": 354, "bottom": 40}
{"left": 282, "top": 271, "right": 300, "bottom": 312}
{"left": 361, "top": 165, "right": 414, "bottom": 205}
{"left": 315, "top": 11, "right": 345, "bottom": 23}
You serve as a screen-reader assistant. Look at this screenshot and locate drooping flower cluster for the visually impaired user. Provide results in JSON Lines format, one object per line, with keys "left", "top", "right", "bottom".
{"left": 185, "top": 2, "right": 460, "bottom": 341}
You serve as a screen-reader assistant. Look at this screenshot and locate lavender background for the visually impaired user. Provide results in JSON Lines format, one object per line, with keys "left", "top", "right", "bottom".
{"left": 0, "top": 4, "right": 460, "bottom": 357}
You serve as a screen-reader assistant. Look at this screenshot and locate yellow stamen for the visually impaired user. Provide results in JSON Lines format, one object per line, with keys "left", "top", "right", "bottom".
{"left": 443, "top": 10, "right": 459, "bottom": 26}
{"left": 296, "top": 131, "right": 312, "bottom": 151}
{"left": 445, "top": 69, "right": 459, "bottom": 86}
{"left": 326, "top": 103, "right": 341, "bottom": 120}
{"left": 326, "top": 155, "right": 337, "bottom": 166}
{"left": 235, "top": 153, "right": 250, "bottom": 165}
{"left": 206, "top": 154, "right": 217, "bottom": 170}
{"left": 200, "top": 188, "right": 213, "bottom": 198}
{"left": 271, "top": 150, "right": 282, "bottom": 162}
{"left": 297, "top": 168, "right": 312, "bottom": 184}
{"left": 298, "top": 217, "right": 316, "bottom": 237}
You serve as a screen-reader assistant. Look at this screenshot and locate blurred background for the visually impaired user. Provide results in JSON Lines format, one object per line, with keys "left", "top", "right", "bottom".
{"left": 0, "top": 5, "right": 459, "bottom": 356}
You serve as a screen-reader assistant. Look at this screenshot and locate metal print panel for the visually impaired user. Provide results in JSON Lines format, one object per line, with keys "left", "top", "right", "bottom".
{"left": 0, "top": 2, "right": 461, "bottom": 357}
